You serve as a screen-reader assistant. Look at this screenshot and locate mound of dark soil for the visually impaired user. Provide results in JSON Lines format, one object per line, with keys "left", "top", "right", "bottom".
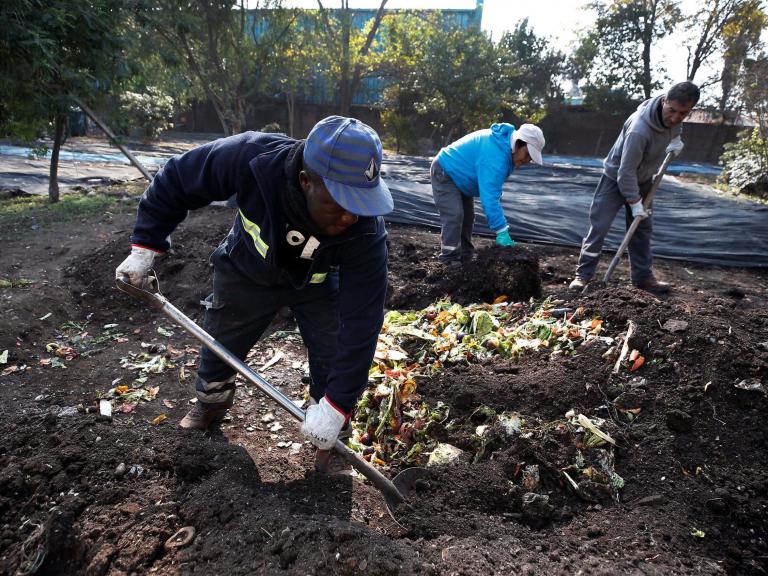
{"left": 385, "top": 227, "right": 541, "bottom": 309}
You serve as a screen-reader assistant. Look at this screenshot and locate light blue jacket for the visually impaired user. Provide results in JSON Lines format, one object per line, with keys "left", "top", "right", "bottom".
{"left": 435, "top": 123, "right": 515, "bottom": 232}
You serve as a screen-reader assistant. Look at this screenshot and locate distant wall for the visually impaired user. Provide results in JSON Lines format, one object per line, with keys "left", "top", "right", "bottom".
{"left": 175, "top": 102, "right": 745, "bottom": 165}
{"left": 540, "top": 109, "right": 744, "bottom": 165}
{"left": 174, "top": 101, "right": 383, "bottom": 139}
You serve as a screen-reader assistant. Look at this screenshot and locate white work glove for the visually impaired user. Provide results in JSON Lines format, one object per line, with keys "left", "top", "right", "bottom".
{"left": 629, "top": 200, "right": 649, "bottom": 220}
{"left": 115, "top": 245, "right": 157, "bottom": 288}
{"left": 666, "top": 136, "right": 684, "bottom": 157}
{"left": 301, "top": 396, "right": 347, "bottom": 450}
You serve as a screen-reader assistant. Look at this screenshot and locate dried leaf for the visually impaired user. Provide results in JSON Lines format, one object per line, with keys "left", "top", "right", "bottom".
{"left": 163, "top": 399, "right": 175, "bottom": 409}
{"left": 493, "top": 295, "right": 508, "bottom": 304}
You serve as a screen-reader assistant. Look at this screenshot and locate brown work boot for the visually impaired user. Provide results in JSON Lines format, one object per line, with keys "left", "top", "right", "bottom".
{"left": 634, "top": 277, "right": 671, "bottom": 294}
{"left": 314, "top": 449, "right": 352, "bottom": 476}
{"left": 568, "top": 276, "right": 589, "bottom": 292}
{"left": 179, "top": 399, "right": 232, "bottom": 430}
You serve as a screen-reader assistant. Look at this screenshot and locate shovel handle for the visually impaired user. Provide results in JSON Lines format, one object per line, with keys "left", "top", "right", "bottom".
{"left": 115, "top": 278, "right": 405, "bottom": 504}
{"left": 601, "top": 151, "right": 674, "bottom": 286}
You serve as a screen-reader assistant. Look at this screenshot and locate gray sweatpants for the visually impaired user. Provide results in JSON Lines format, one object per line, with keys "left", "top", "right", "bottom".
{"left": 430, "top": 157, "right": 475, "bottom": 261}
{"left": 575, "top": 175, "right": 654, "bottom": 284}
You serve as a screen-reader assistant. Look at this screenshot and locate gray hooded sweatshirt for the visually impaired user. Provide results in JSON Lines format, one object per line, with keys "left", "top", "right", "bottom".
{"left": 603, "top": 95, "right": 682, "bottom": 203}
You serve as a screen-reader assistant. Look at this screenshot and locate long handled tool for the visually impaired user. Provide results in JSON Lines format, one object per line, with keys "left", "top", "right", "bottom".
{"left": 583, "top": 151, "right": 674, "bottom": 294}
{"left": 116, "top": 277, "right": 426, "bottom": 517}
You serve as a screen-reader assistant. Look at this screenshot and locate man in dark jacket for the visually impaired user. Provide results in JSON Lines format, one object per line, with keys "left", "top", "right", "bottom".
{"left": 569, "top": 81, "right": 699, "bottom": 294}
{"left": 115, "top": 116, "right": 393, "bottom": 462}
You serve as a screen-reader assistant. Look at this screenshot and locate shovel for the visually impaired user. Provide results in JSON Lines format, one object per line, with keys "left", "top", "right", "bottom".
{"left": 582, "top": 151, "right": 674, "bottom": 294}
{"left": 116, "top": 276, "right": 426, "bottom": 518}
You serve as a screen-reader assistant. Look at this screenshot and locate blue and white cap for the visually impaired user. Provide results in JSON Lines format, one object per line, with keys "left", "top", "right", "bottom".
{"left": 304, "top": 116, "right": 393, "bottom": 216}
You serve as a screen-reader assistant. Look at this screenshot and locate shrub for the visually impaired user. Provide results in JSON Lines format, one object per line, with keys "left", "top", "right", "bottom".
{"left": 381, "top": 110, "right": 418, "bottom": 154}
{"left": 719, "top": 127, "right": 768, "bottom": 199}
{"left": 259, "top": 122, "right": 283, "bottom": 133}
{"left": 119, "top": 87, "right": 175, "bottom": 141}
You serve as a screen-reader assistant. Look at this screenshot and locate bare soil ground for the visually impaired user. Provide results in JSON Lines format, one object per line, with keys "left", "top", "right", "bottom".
{"left": 1, "top": 188, "right": 767, "bottom": 575}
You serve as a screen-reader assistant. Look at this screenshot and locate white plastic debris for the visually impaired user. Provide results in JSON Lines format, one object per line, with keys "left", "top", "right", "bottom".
{"left": 427, "top": 443, "right": 464, "bottom": 467}
{"left": 99, "top": 399, "right": 112, "bottom": 419}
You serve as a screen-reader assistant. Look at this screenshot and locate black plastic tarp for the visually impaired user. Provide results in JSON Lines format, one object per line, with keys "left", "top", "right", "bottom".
{"left": 382, "top": 154, "right": 768, "bottom": 268}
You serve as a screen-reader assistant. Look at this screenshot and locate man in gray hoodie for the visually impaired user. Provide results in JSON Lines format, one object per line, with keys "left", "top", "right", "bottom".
{"left": 569, "top": 81, "right": 700, "bottom": 294}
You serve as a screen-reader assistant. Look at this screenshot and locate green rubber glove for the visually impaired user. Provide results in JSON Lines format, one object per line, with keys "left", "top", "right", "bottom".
{"left": 495, "top": 229, "right": 516, "bottom": 247}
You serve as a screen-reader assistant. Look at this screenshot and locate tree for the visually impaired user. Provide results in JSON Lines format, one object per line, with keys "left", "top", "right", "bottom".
{"left": 376, "top": 10, "right": 429, "bottom": 152}
{"left": 719, "top": 52, "right": 768, "bottom": 197}
{"left": 270, "top": 10, "right": 313, "bottom": 136}
{"left": 133, "top": 0, "right": 295, "bottom": 135}
{"left": 496, "top": 19, "right": 566, "bottom": 122}
{"left": 412, "top": 24, "right": 500, "bottom": 143}
{"left": 717, "top": 0, "right": 766, "bottom": 116}
{"left": 0, "top": 0, "right": 130, "bottom": 202}
{"left": 314, "top": 0, "right": 388, "bottom": 117}
{"left": 683, "top": 0, "right": 742, "bottom": 83}
{"left": 586, "top": 0, "right": 682, "bottom": 99}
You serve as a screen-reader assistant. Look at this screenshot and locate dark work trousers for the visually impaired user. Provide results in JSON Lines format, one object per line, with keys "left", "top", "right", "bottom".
{"left": 575, "top": 175, "right": 655, "bottom": 284}
{"left": 430, "top": 157, "right": 476, "bottom": 262}
{"left": 195, "top": 243, "right": 339, "bottom": 408}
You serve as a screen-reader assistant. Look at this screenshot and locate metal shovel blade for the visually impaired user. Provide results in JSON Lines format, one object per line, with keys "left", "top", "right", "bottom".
{"left": 391, "top": 467, "right": 430, "bottom": 504}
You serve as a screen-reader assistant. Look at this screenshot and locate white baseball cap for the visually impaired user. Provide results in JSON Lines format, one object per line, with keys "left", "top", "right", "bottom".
{"left": 511, "top": 124, "right": 545, "bottom": 165}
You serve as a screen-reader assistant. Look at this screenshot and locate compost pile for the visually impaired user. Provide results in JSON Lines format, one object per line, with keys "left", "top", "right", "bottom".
{"left": 0, "top": 205, "right": 767, "bottom": 575}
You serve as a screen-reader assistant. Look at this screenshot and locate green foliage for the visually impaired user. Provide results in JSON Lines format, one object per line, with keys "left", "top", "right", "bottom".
{"left": 312, "top": 1, "right": 389, "bottom": 116}
{"left": 259, "top": 122, "right": 283, "bottom": 133}
{"left": 720, "top": 48, "right": 768, "bottom": 198}
{"left": 718, "top": 0, "right": 766, "bottom": 112}
{"left": 380, "top": 110, "right": 417, "bottom": 154}
{"left": 720, "top": 128, "right": 768, "bottom": 198}
{"left": 496, "top": 19, "right": 566, "bottom": 121}
{"left": 0, "top": 0, "right": 130, "bottom": 138}
{"left": 377, "top": 11, "right": 565, "bottom": 147}
{"left": 583, "top": 0, "right": 681, "bottom": 99}
{"left": 581, "top": 85, "right": 639, "bottom": 117}
{"left": 119, "top": 88, "right": 175, "bottom": 140}
{"left": 411, "top": 23, "right": 500, "bottom": 142}
{"left": 132, "top": 0, "right": 295, "bottom": 135}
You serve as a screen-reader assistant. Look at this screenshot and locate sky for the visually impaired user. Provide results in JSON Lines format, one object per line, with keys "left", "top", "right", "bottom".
{"left": 280, "top": 0, "right": 720, "bottom": 93}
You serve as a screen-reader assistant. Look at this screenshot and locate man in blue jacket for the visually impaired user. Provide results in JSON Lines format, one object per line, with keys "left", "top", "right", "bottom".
{"left": 569, "top": 81, "right": 699, "bottom": 294}
{"left": 430, "top": 123, "right": 545, "bottom": 263}
{"left": 115, "top": 116, "right": 393, "bottom": 467}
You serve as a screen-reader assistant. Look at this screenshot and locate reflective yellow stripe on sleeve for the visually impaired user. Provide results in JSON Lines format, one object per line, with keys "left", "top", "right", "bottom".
{"left": 309, "top": 273, "right": 327, "bottom": 284}
{"left": 238, "top": 210, "right": 270, "bottom": 258}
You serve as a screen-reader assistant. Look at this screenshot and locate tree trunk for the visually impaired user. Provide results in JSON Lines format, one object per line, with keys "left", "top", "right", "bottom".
{"left": 641, "top": 5, "right": 655, "bottom": 99}
{"left": 339, "top": 8, "right": 352, "bottom": 116}
{"left": 286, "top": 91, "right": 295, "bottom": 137}
{"left": 48, "top": 113, "right": 66, "bottom": 203}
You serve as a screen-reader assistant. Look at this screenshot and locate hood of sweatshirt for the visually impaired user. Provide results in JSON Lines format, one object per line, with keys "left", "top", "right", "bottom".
{"left": 637, "top": 95, "right": 667, "bottom": 133}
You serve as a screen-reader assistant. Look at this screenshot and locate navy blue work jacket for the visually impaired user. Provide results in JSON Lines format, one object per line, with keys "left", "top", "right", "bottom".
{"left": 130, "top": 131, "right": 388, "bottom": 413}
